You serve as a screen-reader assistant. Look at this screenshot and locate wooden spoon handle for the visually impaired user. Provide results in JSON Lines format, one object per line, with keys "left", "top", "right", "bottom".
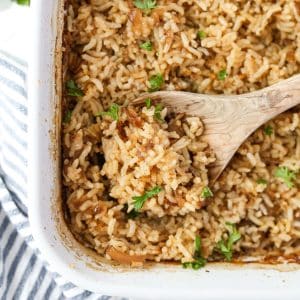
{"left": 234, "top": 74, "right": 300, "bottom": 123}
{"left": 145, "top": 74, "right": 300, "bottom": 123}
{"left": 134, "top": 74, "right": 300, "bottom": 181}
{"left": 206, "top": 75, "right": 300, "bottom": 179}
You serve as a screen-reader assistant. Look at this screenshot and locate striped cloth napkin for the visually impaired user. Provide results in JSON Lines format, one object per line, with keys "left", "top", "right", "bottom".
{"left": 0, "top": 51, "right": 125, "bottom": 300}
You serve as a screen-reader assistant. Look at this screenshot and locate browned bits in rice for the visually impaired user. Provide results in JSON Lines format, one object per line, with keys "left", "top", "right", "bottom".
{"left": 63, "top": 0, "right": 300, "bottom": 265}
{"left": 100, "top": 106, "right": 215, "bottom": 217}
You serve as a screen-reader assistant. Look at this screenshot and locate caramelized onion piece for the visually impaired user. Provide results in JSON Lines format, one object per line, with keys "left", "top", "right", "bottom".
{"left": 125, "top": 107, "right": 143, "bottom": 127}
{"left": 117, "top": 121, "right": 128, "bottom": 141}
{"left": 106, "top": 247, "right": 146, "bottom": 264}
{"left": 129, "top": 9, "right": 143, "bottom": 36}
{"left": 152, "top": 8, "right": 165, "bottom": 24}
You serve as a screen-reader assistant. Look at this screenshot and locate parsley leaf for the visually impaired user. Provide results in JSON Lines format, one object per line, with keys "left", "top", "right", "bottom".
{"left": 132, "top": 186, "right": 162, "bottom": 211}
{"left": 182, "top": 236, "right": 206, "bottom": 270}
{"left": 96, "top": 103, "right": 120, "bottom": 121}
{"left": 182, "top": 259, "right": 206, "bottom": 270}
{"left": 140, "top": 41, "right": 153, "bottom": 51}
{"left": 149, "top": 74, "right": 164, "bottom": 92}
{"left": 134, "top": 0, "right": 157, "bottom": 11}
{"left": 145, "top": 98, "right": 152, "bottom": 109}
{"left": 216, "top": 222, "right": 241, "bottom": 261}
{"left": 66, "top": 80, "right": 84, "bottom": 97}
{"left": 154, "top": 104, "right": 163, "bottom": 121}
{"left": 275, "top": 166, "right": 297, "bottom": 188}
{"left": 197, "top": 30, "right": 206, "bottom": 40}
{"left": 217, "top": 240, "right": 231, "bottom": 261}
{"left": 63, "top": 110, "right": 72, "bottom": 124}
{"left": 201, "top": 186, "right": 213, "bottom": 199}
{"left": 194, "top": 236, "right": 201, "bottom": 254}
{"left": 217, "top": 69, "right": 228, "bottom": 81}
{"left": 264, "top": 125, "right": 273, "bottom": 136}
{"left": 17, "top": 0, "right": 30, "bottom": 5}
{"left": 256, "top": 178, "right": 268, "bottom": 185}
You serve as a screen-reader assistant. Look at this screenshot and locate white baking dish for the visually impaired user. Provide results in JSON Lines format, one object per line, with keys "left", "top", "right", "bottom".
{"left": 28, "top": 1, "right": 300, "bottom": 299}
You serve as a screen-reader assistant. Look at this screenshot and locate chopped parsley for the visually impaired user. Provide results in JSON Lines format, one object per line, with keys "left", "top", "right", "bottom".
{"left": 96, "top": 103, "right": 120, "bottom": 121}
{"left": 182, "top": 259, "right": 206, "bottom": 270}
{"left": 154, "top": 104, "right": 163, "bottom": 121}
{"left": 149, "top": 74, "right": 164, "bottom": 92}
{"left": 275, "top": 166, "right": 297, "bottom": 188}
{"left": 256, "top": 178, "right": 268, "bottom": 185}
{"left": 216, "top": 222, "right": 241, "bottom": 261}
{"left": 66, "top": 80, "right": 84, "bottom": 97}
{"left": 264, "top": 125, "right": 273, "bottom": 136}
{"left": 197, "top": 30, "right": 206, "bottom": 40}
{"left": 217, "top": 69, "right": 228, "bottom": 81}
{"left": 182, "top": 236, "right": 206, "bottom": 270}
{"left": 140, "top": 41, "right": 153, "bottom": 51}
{"left": 145, "top": 98, "right": 152, "bottom": 109}
{"left": 201, "top": 186, "right": 213, "bottom": 199}
{"left": 63, "top": 110, "right": 72, "bottom": 124}
{"left": 134, "top": 0, "right": 157, "bottom": 11}
{"left": 132, "top": 186, "right": 162, "bottom": 211}
{"left": 17, "top": 0, "right": 30, "bottom": 5}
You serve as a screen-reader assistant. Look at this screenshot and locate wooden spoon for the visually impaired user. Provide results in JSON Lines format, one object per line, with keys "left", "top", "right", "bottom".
{"left": 134, "top": 74, "right": 300, "bottom": 182}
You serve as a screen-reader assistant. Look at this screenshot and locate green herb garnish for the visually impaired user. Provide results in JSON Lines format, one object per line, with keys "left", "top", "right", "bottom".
{"left": 217, "top": 69, "right": 228, "bottom": 81}
{"left": 134, "top": 0, "right": 157, "bottom": 11}
{"left": 96, "top": 103, "right": 120, "bottom": 121}
{"left": 140, "top": 41, "right": 153, "bottom": 51}
{"left": 63, "top": 110, "right": 72, "bottom": 124}
{"left": 256, "top": 178, "right": 268, "bottom": 185}
{"left": 182, "top": 236, "right": 206, "bottom": 270}
{"left": 182, "top": 259, "right": 206, "bottom": 270}
{"left": 201, "top": 186, "right": 213, "bottom": 199}
{"left": 149, "top": 74, "right": 164, "bottom": 92}
{"left": 66, "top": 80, "right": 84, "bottom": 97}
{"left": 216, "top": 222, "right": 241, "bottom": 261}
{"left": 17, "top": 0, "right": 30, "bottom": 5}
{"left": 264, "top": 125, "right": 273, "bottom": 136}
{"left": 145, "top": 98, "right": 152, "bottom": 109}
{"left": 194, "top": 235, "right": 201, "bottom": 253}
{"left": 197, "top": 30, "right": 206, "bottom": 40}
{"left": 132, "top": 186, "right": 162, "bottom": 211}
{"left": 275, "top": 166, "right": 297, "bottom": 188}
{"left": 154, "top": 104, "right": 163, "bottom": 121}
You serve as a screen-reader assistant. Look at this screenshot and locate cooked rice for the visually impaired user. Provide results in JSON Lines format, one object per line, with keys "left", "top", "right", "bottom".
{"left": 63, "top": 0, "right": 300, "bottom": 265}
{"left": 101, "top": 106, "right": 215, "bottom": 217}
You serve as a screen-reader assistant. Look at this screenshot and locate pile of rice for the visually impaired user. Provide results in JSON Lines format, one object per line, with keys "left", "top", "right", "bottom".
{"left": 100, "top": 106, "right": 215, "bottom": 217}
{"left": 63, "top": 0, "right": 300, "bottom": 265}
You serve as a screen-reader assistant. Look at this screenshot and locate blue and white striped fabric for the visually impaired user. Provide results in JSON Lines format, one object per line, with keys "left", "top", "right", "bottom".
{"left": 0, "top": 51, "right": 125, "bottom": 300}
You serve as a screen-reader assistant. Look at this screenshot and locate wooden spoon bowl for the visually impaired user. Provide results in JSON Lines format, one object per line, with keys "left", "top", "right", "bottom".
{"left": 133, "top": 74, "right": 300, "bottom": 182}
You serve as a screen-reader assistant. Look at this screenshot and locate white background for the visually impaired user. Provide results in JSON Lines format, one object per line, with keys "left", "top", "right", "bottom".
{"left": 0, "top": 0, "right": 30, "bottom": 61}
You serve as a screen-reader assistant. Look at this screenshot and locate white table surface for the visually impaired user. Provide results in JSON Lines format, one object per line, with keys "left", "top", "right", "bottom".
{"left": 0, "top": 1, "right": 30, "bottom": 62}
